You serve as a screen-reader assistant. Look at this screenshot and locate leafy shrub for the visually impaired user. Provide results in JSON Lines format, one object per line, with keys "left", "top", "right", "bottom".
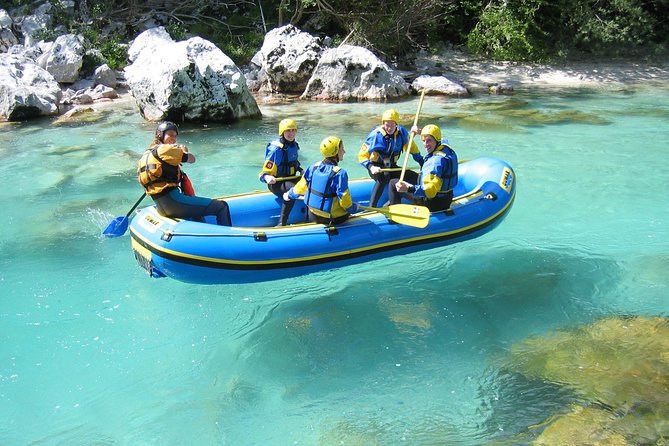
{"left": 466, "top": 2, "right": 549, "bottom": 61}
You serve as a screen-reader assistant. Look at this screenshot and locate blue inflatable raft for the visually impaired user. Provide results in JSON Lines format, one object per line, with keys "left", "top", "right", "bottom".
{"left": 129, "top": 157, "right": 516, "bottom": 284}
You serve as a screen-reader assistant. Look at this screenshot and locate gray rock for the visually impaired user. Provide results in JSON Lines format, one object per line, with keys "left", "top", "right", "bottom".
{"left": 252, "top": 25, "right": 323, "bottom": 94}
{"left": 488, "top": 83, "right": 514, "bottom": 95}
{"left": 93, "top": 64, "right": 117, "bottom": 88}
{"left": 302, "top": 45, "right": 409, "bottom": 101}
{"left": 411, "top": 75, "right": 470, "bottom": 97}
{"left": 16, "top": 4, "right": 52, "bottom": 47}
{"left": 38, "top": 34, "right": 84, "bottom": 83}
{"left": 0, "top": 54, "right": 61, "bottom": 121}
{"left": 0, "top": 9, "right": 18, "bottom": 52}
{"left": 127, "top": 26, "right": 173, "bottom": 63}
{"left": 124, "top": 30, "right": 261, "bottom": 122}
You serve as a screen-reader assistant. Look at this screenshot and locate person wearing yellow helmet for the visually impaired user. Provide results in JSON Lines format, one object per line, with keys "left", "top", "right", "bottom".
{"left": 259, "top": 118, "right": 303, "bottom": 225}
{"left": 388, "top": 124, "right": 458, "bottom": 212}
{"left": 137, "top": 121, "right": 231, "bottom": 225}
{"left": 283, "top": 136, "right": 358, "bottom": 225}
{"left": 357, "top": 108, "right": 423, "bottom": 207}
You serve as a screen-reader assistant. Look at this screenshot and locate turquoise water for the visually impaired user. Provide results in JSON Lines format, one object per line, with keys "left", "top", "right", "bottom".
{"left": 1, "top": 84, "right": 668, "bottom": 445}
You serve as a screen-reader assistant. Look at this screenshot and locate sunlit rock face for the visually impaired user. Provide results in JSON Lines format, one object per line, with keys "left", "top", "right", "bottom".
{"left": 250, "top": 24, "right": 324, "bottom": 94}
{"left": 125, "top": 28, "right": 261, "bottom": 123}
{"left": 302, "top": 45, "right": 410, "bottom": 102}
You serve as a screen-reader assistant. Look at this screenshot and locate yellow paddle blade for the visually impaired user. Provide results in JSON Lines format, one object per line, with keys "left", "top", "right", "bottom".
{"left": 358, "top": 204, "right": 430, "bottom": 228}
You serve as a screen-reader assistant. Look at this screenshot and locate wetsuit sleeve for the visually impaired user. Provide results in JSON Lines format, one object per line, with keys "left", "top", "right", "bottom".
{"left": 358, "top": 130, "right": 383, "bottom": 169}
{"left": 288, "top": 175, "right": 308, "bottom": 199}
{"left": 156, "top": 144, "right": 187, "bottom": 166}
{"left": 358, "top": 143, "right": 372, "bottom": 168}
{"left": 334, "top": 170, "right": 357, "bottom": 213}
{"left": 414, "top": 158, "right": 444, "bottom": 199}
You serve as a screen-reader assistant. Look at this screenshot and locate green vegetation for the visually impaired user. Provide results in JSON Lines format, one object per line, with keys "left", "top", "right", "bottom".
{"left": 4, "top": 0, "right": 668, "bottom": 66}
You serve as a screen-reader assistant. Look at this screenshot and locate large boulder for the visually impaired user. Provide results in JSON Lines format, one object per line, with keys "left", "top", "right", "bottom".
{"left": 124, "top": 30, "right": 261, "bottom": 122}
{"left": 37, "top": 33, "right": 84, "bottom": 83}
{"left": 251, "top": 24, "right": 324, "bottom": 94}
{"left": 0, "top": 54, "right": 61, "bottom": 121}
{"left": 301, "top": 45, "right": 410, "bottom": 101}
{"left": 127, "top": 26, "right": 172, "bottom": 63}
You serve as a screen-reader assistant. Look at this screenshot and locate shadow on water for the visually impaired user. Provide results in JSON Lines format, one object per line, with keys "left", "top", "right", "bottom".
{"left": 195, "top": 242, "right": 624, "bottom": 444}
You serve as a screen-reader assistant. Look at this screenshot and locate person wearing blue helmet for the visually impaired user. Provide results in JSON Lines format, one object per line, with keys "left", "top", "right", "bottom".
{"left": 358, "top": 108, "right": 423, "bottom": 207}
{"left": 284, "top": 136, "right": 358, "bottom": 225}
{"left": 259, "top": 118, "right": 303, "bottom": 226}
{"left": 389, "top": 124, "right": 458, "bottom": 212}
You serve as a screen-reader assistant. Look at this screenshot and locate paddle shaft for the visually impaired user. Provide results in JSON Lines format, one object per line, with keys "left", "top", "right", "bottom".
{"left": 358, "top": 205, "right": 394, "bottom": 217}
{"left": 399, "top": 89, "right": 426, "bottom": 182}
{"left": 274, "top": 174, "right": 301, "bottom": 182}
{"left": 380, "top": 167, "right": 419, "bottom": 172}
{"left": 125, "top": 193, "right": 147, "bottom": 218}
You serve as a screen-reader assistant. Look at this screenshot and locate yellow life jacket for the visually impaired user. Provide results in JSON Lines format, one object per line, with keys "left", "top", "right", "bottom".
{"left": 137, "top": 145, "right": 181, "bottom": 195}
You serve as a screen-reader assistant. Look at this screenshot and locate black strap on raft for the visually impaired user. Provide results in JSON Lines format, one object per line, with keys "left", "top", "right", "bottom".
{"left": 324, "top": 226, "right": 338, "bottom": 241}
{"left": 253, "top": 232, "right": 268, "bottom": 242}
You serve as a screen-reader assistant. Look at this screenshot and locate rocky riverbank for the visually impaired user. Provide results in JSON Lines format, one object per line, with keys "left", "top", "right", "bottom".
{"left": 415, "top": 48, "right": 669, "bottom": 93}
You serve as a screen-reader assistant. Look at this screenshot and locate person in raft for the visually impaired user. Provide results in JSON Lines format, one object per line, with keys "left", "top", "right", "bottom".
{"left": 137, "top": 121, "right": 231, "bottom": 225}
{"left": 259, "top": 118, "right": 303, "bottom": 226}
{"left": 388, "top": 124, "right": 458, "bottom": 212}
{"left": 358, "top": 108, "right": 423, "bottom": 207}
{"left": 283, "top": 136, "right": 358, "bottom": 225}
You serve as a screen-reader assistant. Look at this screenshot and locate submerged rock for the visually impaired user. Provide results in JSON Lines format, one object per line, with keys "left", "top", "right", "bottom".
{"left": 506, "top": 315, "right": 669, "bottom": 444}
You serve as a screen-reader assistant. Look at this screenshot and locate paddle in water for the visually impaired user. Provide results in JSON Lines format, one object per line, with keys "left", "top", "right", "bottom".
{"left": 102, "top": 193, "right": 146, "bottom": 237}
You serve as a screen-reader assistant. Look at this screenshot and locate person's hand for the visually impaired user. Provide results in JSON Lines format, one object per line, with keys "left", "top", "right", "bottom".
{"left": 369, "top": 165, "right": 381, "bottom": 175}
{"left": 265, "top": 175, "right": 276, "bottom": 184}
{"left": 282, "top": 191, "right": 291, "bottom": 201}
{"left": 179, "top": 144, "right": 189, "bottom": 153}
{"left": 411, "top": 125, "right": 420, "bottom": 134}
{"left": 395, "top": 180, "right": 410, "bottom": 192}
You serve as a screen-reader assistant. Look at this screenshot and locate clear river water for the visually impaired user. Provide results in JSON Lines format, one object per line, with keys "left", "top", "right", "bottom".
{"left": 1, "top": 83, "right": 668, "bottom": 445}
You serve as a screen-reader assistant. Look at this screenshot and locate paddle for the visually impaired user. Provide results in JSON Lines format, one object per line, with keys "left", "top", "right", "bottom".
{"left": 274, "top": 174, "right": 301, "bottom": 182}
{"left": 102, "top": 193, "right": 147, "bottom": 237}
{"left": 380, "top": 167, "right": 419, "bottom": 172}
{"left": 358, "top": 204, "right": 430, "bottom": 228}
{"left": 399, "top": 89, "right": 426, "bottom": 182}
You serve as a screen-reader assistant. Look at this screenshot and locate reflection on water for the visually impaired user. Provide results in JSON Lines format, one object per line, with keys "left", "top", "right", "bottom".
{"left": 1, "top": 86, "right": 668, "bottom": 444}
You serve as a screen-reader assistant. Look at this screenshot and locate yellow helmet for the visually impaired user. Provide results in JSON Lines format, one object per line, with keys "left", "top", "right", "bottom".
{"left": 421, "top": 124, "right": 442, "bottom": 142}
{"left": 320, "top": 136, "right": 342, "bottom": 158}
{"left": 278, "top": 118, "right": 297, "bottom": 136}
{"left": 381, "top": 109, "right": 400, "bottom": 123}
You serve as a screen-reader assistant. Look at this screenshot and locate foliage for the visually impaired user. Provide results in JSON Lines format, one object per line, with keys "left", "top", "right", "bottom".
{"left": 463, "top": 0, "right": 668, "bottom": 60}
{"left": 6, "top": 0, "right": 669, "bottom": 68}
{"left": 270, "top": 0, "right": 447, "bottom": 66}
{"left": 466, "top": 0, "right": 550, "bottom": 61}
